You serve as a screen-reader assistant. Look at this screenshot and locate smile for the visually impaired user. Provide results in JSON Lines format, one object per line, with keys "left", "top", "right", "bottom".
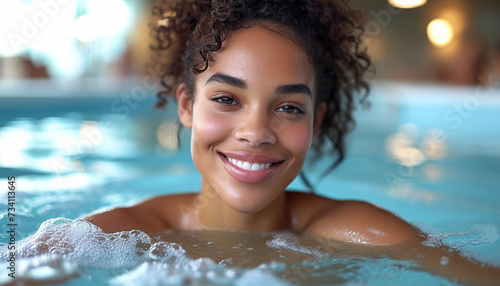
{"left": 226, "top": 157, "right": 272, "bottom": 171}
{"left": 218, "top": 152, "right": 283, "bottom": 184}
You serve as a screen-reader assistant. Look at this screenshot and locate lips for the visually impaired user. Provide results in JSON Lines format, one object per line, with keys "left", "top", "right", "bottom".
{"left": 218, "top": 152, "right": 283, "bottom": 184}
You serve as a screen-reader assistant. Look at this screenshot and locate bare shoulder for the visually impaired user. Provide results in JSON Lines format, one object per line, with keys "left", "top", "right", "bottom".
{"left": 82, "top": 193, "right": 196, "bottom": 234}
{"left": 288, "top": 193, "right": 421, "bottom": 246}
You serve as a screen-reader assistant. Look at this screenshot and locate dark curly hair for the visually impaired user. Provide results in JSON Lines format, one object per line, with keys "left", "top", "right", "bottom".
{"left": 150, "top": 0, "right": 372, "bottom": 177}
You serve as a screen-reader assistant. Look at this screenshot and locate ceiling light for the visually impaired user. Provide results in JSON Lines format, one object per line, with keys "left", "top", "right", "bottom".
{"left": 427, "top": 19, "right": 454, "bottom": 47}
{"left": 388, "top": 0, "right": 427, "bottom": 9}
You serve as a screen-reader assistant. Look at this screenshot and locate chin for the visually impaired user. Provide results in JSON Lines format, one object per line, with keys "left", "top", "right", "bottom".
{"left": 221, "top": 187, "right": 280, "bottom": 214}
{"left": 230, "top": 202, "right": 267, "bottom": 214}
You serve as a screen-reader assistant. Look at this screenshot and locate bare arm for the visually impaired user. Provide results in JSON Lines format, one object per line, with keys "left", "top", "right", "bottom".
{"left": 305, "top": 201, "right": 421, "bottom": 245}
{"left": 306, "top": 201, "right": 500, "bottom": 285}
{"left": 81, "top": 207, "right": 144, "bottom": 233}
{"left": 390, "top": 235, "right": 500, "bottom": 286}
{"left": 81, "top": 200, "right": 171, "bottom": 234}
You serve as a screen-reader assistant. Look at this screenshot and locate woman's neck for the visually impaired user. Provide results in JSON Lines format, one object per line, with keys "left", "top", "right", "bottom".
{"left": 190, "top": 181, "right": 292, "bottom": 232}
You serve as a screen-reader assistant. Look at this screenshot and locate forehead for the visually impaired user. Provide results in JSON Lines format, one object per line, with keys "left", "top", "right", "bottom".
{"left": 197, "top": 26, "right": 316, "bottom": 92}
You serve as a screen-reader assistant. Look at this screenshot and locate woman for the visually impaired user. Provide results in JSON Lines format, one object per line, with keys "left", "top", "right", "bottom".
{"left": 84, "top": 1, "right": 499, "bottom": 284}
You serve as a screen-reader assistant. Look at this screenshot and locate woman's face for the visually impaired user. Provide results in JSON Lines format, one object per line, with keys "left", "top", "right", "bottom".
{"left": 179, "top": 26, "right": 320, "bottom": 213}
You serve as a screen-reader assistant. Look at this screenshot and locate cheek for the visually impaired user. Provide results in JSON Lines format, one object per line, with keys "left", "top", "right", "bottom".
{"left": 191, "top": 109, "right": 230, "bottom": 148}
{"left": 278, "top": 122, "right": 313, "bottom": 158}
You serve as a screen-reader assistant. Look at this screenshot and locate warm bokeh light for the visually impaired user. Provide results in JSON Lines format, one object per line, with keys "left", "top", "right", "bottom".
{"left": 385, "top": 132, "right": 426, "bottom": 167}
{"left": 366, "top": 38, "right": 386, "bottom": 61}
{"left": 388, "top": 0, "right": 427, "bottom": 9}
{"left": 427, "top": 19, "right": 454, "bottom": 48}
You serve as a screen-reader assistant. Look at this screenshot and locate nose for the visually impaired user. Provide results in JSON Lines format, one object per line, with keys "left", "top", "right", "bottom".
{"left": 234, "top": 109, "right": 277, "bottom": 146}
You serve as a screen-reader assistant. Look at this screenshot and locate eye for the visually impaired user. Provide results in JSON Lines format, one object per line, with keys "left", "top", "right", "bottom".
{"left": 276, "top": 104, "right": 305, "bottom": 114}
{"left": 212, "top": 95, "right": 238, "bottom": 106}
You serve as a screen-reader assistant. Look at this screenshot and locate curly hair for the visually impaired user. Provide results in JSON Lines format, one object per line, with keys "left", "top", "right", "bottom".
{"left": 150, "top": 0, "right": 372, "bottom": 175}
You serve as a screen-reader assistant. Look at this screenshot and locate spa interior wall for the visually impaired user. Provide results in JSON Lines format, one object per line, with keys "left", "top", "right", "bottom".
{"left": 0, "top": 0, "right": 499, "bottom": 85}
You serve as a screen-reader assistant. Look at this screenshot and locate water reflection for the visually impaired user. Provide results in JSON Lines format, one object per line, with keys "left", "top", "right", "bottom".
{"left": 0, "top": 116, "right": 151, "bottom": 193}
{"left": 423, "top": 163, "right": 444, "bottom": 182}
{"left": 0, "top": 118, "right": 81, "bottom": 171}
{"left": 385, "top": 123, "right": 446, "bottom": 167}
{"left": 21, "top": 173, "right": 102, "bottom": 193}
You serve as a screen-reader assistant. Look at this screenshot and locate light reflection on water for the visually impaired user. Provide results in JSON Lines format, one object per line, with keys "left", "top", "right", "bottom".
{"left": 0, "top": 113, "right": 195, "bottom": 222}
{"left": 385, "top": 123, "right": 446, "bottom": 168}
{"left": 0, "top": 115, "right": 174, "bottom": 180}
{"left": 1, "top": 118, "right": 98, "bottom": 172}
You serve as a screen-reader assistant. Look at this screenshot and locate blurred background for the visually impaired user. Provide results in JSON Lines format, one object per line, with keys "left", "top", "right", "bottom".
{"left": 1, "top": 2, "right": 500, "bottom": 268}
{"left": 0, "top": 0, "right": 499, "bottom": 85}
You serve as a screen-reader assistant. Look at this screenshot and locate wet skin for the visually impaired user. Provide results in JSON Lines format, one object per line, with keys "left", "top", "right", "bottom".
{"left": 82, "top": 26, "right": 500, "bottom": 285}
{"left": 85, "top": 26, "right": 419, "bottom": 246}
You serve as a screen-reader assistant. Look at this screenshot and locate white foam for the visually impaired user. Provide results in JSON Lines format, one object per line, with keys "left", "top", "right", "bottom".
{"left": 439, "top": 256, "right": 449, "bottom": 266}
{"left": 0, "top": 218, "right": 154, "bottom": 283}
{"left": 16, "top": 218, "right": 152, "bottom": 269}
{"left": 148, "top": 241, "right": 186, "bottom": 263}
{"left": 110, "top": 261, "right": 291, "bottom": 286}
{"left": 0, "top": 254, "right": 79, "bottom": 285}
{"left": 1, "top": 218, "right": 292, "bottom": 285}
{"left": 422, "top": 224, "right": 499, "bottom": 249}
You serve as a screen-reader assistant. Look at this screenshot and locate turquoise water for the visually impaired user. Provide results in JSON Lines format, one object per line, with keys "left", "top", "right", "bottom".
{"left": 0, "top": 80, "right": 499, "bottom": 285}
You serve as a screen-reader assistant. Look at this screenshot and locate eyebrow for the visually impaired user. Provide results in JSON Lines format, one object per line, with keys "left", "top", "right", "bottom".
{"left": 205, "top": 73, "right": 311, "bottom": 97}
{"left": 276, "top": 84, "right": 312, "bottom": 98}
{"left": 206, "top": 73, "right": 247, "bottom": 89}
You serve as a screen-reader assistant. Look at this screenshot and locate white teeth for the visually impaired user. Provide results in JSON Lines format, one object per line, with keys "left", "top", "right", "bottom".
{"left": 226, "top": 156, "right": 274, "bottom": 171}
{"left": 242, "top": 162, "right": 251, "bottom": 170}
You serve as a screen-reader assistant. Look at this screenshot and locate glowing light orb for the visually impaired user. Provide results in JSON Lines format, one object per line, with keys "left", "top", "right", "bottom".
{"left": 388, "top": 0, "right": 427, "bottom": 9}
{"left": 427, "top": 19, "right": 454, "bottom": 47}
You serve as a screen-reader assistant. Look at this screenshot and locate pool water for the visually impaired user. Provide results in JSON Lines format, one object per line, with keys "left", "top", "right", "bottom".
{"left": 0, "top": 79, "right": 499, "bottom": 285}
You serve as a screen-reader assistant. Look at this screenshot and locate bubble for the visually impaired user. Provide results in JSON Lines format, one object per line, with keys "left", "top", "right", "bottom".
{"left": 148, "top": 241, "right": 186, "bottom": 263}
{"left": 235, "top": 268, "right": 292, "bottom": 286}
{"left": 181, "top": 257, "right": 216, "bottom": 272}
{"left": 3, "top": 255, "right": 80, "bottom": 284}
{"left": 440, "top": 256, "right": 449, "bottom": 266}
{"left": 1, "top": 221, "right": 297, "bottom": 285}
{"left": 421, "top": 234, "right": 446, "bottom": 248}
{"left": 422, "top": 224, "right": 499, "bottom": 250}
{"left": 20, "top": 255, "right": 79, "bottom": 281}
{"left": 110, "top": 260, "right": 290, "bottom": 286}
{"left": 1, "top": 218, "right": 152, "bottom": 270}
{"left": 220, "top": 258, "right": 234, "bottom": 265}
{"left": 110, "top": 259, "right": 220, "bottom": 285}
{"left": 258, "top": 261, "right": 287, "bottom": 272}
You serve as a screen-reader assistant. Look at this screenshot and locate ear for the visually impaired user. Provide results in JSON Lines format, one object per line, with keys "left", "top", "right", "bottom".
{"left": 176, "top": 83, "right": 193, "bottom": 129}
{"left": 313, "top": 102, "right": 326, "bottom": 138}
